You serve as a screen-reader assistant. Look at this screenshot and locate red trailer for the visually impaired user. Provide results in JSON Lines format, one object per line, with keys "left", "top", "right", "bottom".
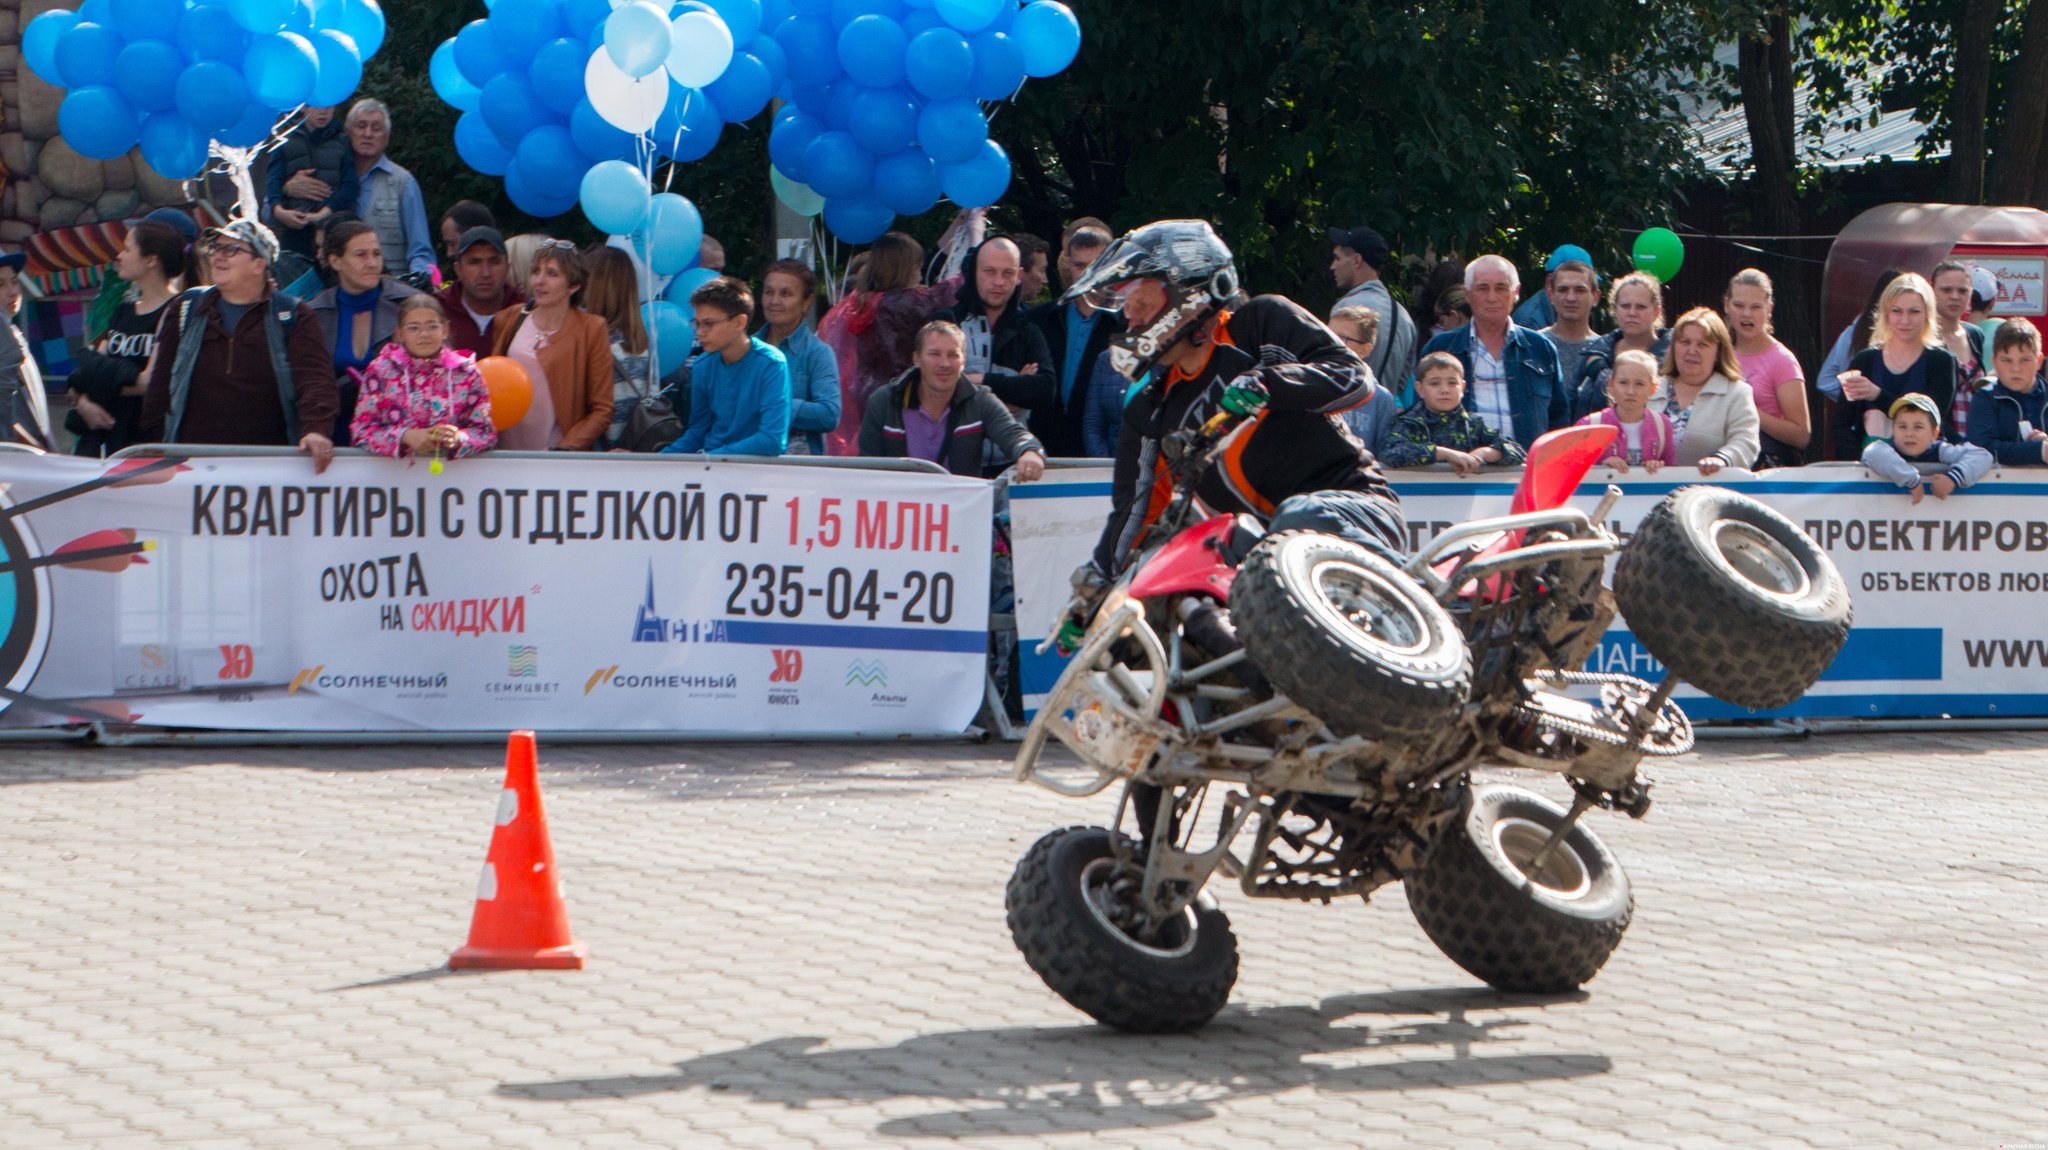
{"left": 1823, "top": 203, "right": 2048, "bottom": 338}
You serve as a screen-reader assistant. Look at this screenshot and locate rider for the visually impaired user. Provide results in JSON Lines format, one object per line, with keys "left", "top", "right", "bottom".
{"left": 1053, "top": 219, "right": 1407, "bottom": 651}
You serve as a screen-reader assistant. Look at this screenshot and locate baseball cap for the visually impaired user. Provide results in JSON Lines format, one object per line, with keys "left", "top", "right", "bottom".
{"left": 202, "top": 218, "right": 280, "bottom": 264}
{"left": 457, "top": 225, "right": 508, "bottom": 256}
{"left": 1327, "top": 225, "right": 1391, "bottom": 270}
{"left": 1888, "top": 392, "right": 1942, "bottom": 427}
{"left": 142, "top": 207, "right": 199, "bottom": 243}
{"left": 0, "top": 250, "right": 25, "bottom": 274}
{"left": 1971, "top": 265, "right": 1999, "bottom": 305}
{"left": 1546, "top": 244, "right": 1594, "bottom": 272}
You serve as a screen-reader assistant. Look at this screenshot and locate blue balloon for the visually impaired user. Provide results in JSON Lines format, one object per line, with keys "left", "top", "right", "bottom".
{"left": 785, "top": 71, "right": 836, "bottom": 116}
{"left": 430, "top": 39, "right": 480, "bottom": 112}
{"left": 491, "top": 0, "right": 563, "bottom": 60}
{"left": 230, "top": 0, "right": 295, "bottom": 34}
{"left": 873, "top": 148, "right": 940, "bottom": 215}
{"left": 647, "top": 192, "right": 704, "bottom": 276}
{"left": 110, "top": 0, "right": 183, "bottom": 44}
{"left": 705, "top": 51, "right": 773, "bottom": 122}
{"left": 307, "top": 29, "right": 364, "bottom": 107}
{"left": 505, "top": 156, "right": 579, "bottom": 217}
{"left": 174, "top": 61, "right": 249, "bottom": 132}
{"left": 528, "top": 38, "right": 588, "bottom": 115}
{"left": 139, "top": 112, "right": 208, "bottom": 178}
{"left": 791, "top": 0, "right": 831, "bottom": 14}
{"left": 452, "top": 20, "right": 506, "bottom": 85}
{"left": 905, "top": 28, "right": 971, "bottom": 100}
{"left": 772, "top": 16, "right": 840, "bottom": 83}
{"left": 244, "top": 31, "right": 320, "bottom": 109}
{"left": 23, "top": 10, "right": 78, "bottom": 85}
{"left": 902, "top": 8, "right": 943, "bottom": 35}
{"left": 804, "top": 130, "right": 874, "bottom": 199}
{"left": 335, "top": 0, "right": 385, "bottom": 58}
{"left": 59, "top": 87, "right": 141, "bottom": 161}
{"left": 816, "top": 77, "right": 856, "bottom": 131}
{"left": 704, "top": 0, "right": 762, "bottom": 43}
{"left": 832, "top": 0, "right": 903, "bottom": 26}
{"left": 850, "top": 87, "right": 918, "bottom": 156}
{"left": 516, "top": 125, "right": 585, "bottom": 198}
{"left": 749, "top": 33, "right": 787, "bottom": 85}
{"left": 934, "top": 0, "right": 1001, "bottom": 33}
{"left": 940, "top": 137, "right": 1009, "bottom": 208}
{"left": 217, "top": 100, "right": 277, "bottom": 147}
{"left": 823, "top": 195, "right": 893, "bottom": 244}
{"left": 480, "top": 72, "right": 548, "bottom": 153}
{"left": 644, "top": 300, "right": 695, "bottom": 377}
{"left": 179, "top": 6, "right": 250, "bottom": 64}
{"left": 581, "top": 160, "right": 651, "bottom": 235}
{"left": 916, "top": 98, "right": 985, "bottom": 164}
{"left": 571, "top": 98, "right": 640, "bottom": 162}
{"left": 561, "top": 0, "right": 612, "bottom": 38}
{"left": 114, "top": 41, "right": 185, "bottom": 114}
{"left": 455, "top": 109, "right": 513, "bottom": 175}
{"left": 653, "top": 84, "right": 723, "bottom": 162}
{"left": 663, "top": 266, "right": 720, "bottom": 305}
{"left": 837, "top": 15, "right": 907, "bottom": 89}
{"left": 1013, "top": 0, "right": 1078, "bottom": 76}
{"left": 967, "top": 30, "right": 1023, "bottom": 100}
{"left": 285, "top": 0, "right": 314, "bottom": 36}
{"left": 769, "top": 109, "right": 825, "bottom": 182}
{"left": 603, "top": 1, "right": 672, "bottom": 78}
{"left": 54, "top": 23, "right": 125, "bottom": 91}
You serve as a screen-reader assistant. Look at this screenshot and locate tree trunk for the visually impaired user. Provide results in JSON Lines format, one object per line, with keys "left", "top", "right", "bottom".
{"left": 1739, "top": 10, "right": 1824, "bottom": 452}
{"left": 1946, "top": 0, "right": 2000, "bottom": 203}
{"left": 1991, "top": 0, "right": 2048, "bottom": 205}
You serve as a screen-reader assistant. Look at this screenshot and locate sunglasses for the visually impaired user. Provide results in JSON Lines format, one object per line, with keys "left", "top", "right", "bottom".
{"left": 207, "top": 242, "right": 254, "bottom": 260}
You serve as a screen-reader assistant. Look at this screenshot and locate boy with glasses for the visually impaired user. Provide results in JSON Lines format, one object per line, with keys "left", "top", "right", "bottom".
{"left": 662, "top": 277, "right": 791, "bottom": 457}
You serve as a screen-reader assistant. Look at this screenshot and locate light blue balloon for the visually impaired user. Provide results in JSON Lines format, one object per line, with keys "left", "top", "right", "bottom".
{"left": 873, "top": 148, "right": 939, "bottom": 215}
{"left": 967, "top": 29, "right": 1022, "bottom": 100}
{"left": 705, "top": 51, "right": 773, "bottom": 122}
{"left": 490, "top": 0, "right": 563, "bottom": 59}
{"left": 904, "top": 28, "right": 971, "bottom": 100}
{"left": 139, "top": 112, "right": 208, "bottom": 179}
{"left": 453, "top": 19, "right": 506, "bottom": 85}
{"left": 174, "top": 61, "right": 249, "bottom": 132}
{"left": 243, "top": 31, "right": 320, "bottom": 109}
{"left": 769, "top": 109, "right": 825, "bottom": 182}
{"left": 647, "top": 192, "right": 705, "bottom": 276}
{"left": 933, "top": 0, "right": 1001, "bottom": 33}
{"left": 644, "top": 300, "right": 695, "bottom": 377}
{"left": 217, "top": 100, "right": 278, "bottom": 147}
{"left": 664, "top": 266, "right": 720, "bottom": 305}
{"left": 307, "top": 28, "right": 363, "bottom": 106}
{"left": 823, "top": 195, "right": 893, "bottom": 244}
{"left": 581, "top": 161, "right": 651, "bottom": 235}
{"left": 430, "top": 39, "right": 480, "bottom": 112}
{"left": 230, "top": 0, "right": 295, "bottom": 34}
{"left": 335, "top": 0, "right": 385, "bottom": 58}
{"left": 571, "top": 98, "right": 640, "bottom": 162}
{"left": 180, "top": 5, "right": 251, "bottom": 64}
{"left": 850, "top": 87, "right": 918, "bottom": 156}
{"left": 771, "top": 168, "right": 826, "bottom": 217}
{"left": 915, "top": 97, "right": 985, "bottom": 164}
{"left": 454, "top": 108, "right": 514, "bottom": 175}
{"left": 115, "top": 41, "right": 185, "bottom": 115}
{"left": 23, "top": 11, "right": 79, "bottom": 86}
{"left": 604, "top": 1, "right": 673, "bottom": 79}
{"left": 59, "top": 87, "right": 141, "bottom": 161}
{"left": 528, "top": 38, "right": 588, "bottom": 116}
{"left": 939, "top": 137, "right": 1009, "bottom": 208}
{"left": 836, "top": 15, "right": 906, "bottom": 88}
{"left": 804, "top": 130, "right": 874, "bottom": 199}
{"left": 54, "top": 22, "right": 125, "bottom": 91}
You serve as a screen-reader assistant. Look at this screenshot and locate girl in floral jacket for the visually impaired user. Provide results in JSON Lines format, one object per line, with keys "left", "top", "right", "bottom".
{"left": 349, "top": 295, "right": 497, "bottom": 460}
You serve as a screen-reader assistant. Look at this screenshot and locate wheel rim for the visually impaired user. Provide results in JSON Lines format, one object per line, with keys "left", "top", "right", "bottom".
{"left": 1309, "top": 559, "right": 1430, "bottom": 655}
{"left": 1079, "top": 858, "right": 1197, "bottom": 958}
{"left": 1710, "top": 520, "right": 1811, "bottom": 600}
{"left": 1492, "top": 816, "right": 1593, "bottom": 899}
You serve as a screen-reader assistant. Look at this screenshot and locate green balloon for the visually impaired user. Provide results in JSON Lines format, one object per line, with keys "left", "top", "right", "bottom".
{"left": 771, "top": 168, "right": 825, "bottom": 218}
{"left": 1632, "top": 227, "right": 1684, "bottom": 282}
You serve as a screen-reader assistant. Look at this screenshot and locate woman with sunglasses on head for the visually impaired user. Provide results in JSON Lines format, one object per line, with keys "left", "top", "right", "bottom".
{"left": 488, "top": 241, "right": 613, "bottom": 450}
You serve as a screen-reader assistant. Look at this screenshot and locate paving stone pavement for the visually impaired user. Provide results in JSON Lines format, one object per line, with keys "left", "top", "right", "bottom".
{"left": 1, "top": 729, "right": 2045, "bottom": 1149}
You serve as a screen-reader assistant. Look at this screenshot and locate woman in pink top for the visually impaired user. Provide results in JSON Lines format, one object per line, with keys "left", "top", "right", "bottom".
{"left": 1723, "top": 268, "right": 1811, "bottom": 467}
{"left": 349, "top": 295, "right": 497, "bottom": 460}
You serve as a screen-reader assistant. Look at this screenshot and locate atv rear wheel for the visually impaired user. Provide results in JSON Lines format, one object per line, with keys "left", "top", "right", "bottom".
{"left": 1405, "top": 786, "right": 1633, "bottom": 993}
{"left": 1230, "top": 531, "right": 1471, "bottom": 740}
{"left": 1005, "top": 826, "right": 1238, "bottom": 1033}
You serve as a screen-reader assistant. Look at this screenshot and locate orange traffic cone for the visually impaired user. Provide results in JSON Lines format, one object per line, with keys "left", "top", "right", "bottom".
{"left": 449, "top": 731, "right": 588, "bottom": 970}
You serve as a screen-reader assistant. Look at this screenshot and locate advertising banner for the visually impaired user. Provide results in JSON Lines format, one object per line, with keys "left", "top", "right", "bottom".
{"left": 1011, "top": 465, "right": 2048, "bottom": 722}
{"left": 0, "top": 453, "right": 993, "bottom": 734}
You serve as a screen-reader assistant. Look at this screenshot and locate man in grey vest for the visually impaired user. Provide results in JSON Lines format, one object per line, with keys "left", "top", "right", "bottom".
{"left": 137, "top": 220, "right": 339, "bottom": 473}
{"left": 1328, "top": 225, "right": 1417, "bottom": 394}
{"left": 347, "top": 99, "right": 436, "bottom": 281}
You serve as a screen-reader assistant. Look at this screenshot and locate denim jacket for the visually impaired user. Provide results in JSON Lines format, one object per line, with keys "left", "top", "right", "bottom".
{"left": 1417, "top": 322, "right": 1568, "bottom": 446}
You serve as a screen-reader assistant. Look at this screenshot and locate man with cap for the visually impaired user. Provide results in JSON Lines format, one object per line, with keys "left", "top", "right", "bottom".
{"left": 1513, "top": 244, "right": 1594, "bottom": 329}
{"left": 439, "top": 226, "right": 523, "bottom": 358}
{"left": 1329, "top": 225, "right": 1416, "bottom": 390}
{"left": 0, "top": 249, "right": 53, "bottom": 448}
{"left": 138, "top": 219, "right": 339, "bottom": 473}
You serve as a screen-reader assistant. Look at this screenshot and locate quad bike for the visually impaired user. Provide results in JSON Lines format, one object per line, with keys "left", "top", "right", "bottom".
{"left": 1006, "top": 419, "right": 1851, "bottom": 1032}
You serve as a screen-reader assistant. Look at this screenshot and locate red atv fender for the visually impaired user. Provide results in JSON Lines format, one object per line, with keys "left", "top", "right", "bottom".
{"left": 1129, "top": 513, "right": 1243, "bottom": 602}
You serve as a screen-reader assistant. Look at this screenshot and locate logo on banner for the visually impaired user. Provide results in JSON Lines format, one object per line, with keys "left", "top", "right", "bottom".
{"left": 631, "top": 563, "right": 729, "bottom": 645}
{"left": 585, "top": 665, "right": 617, "bottom": 695}
{"left": 771, "top": 649, "right": 804, "bottom": 683}
{"left": 508, "top": 646, "right": 539, "bottom": 678}
{"left": 218, "top": 644, "right": 255, "bottom": 681}
{"left": 846, "top": 659, "right": 888, "bottom": 687}
{"left": 582, "top": 664, "right": 740, "bottom": 699}
{"left": 288, "top": 665, "right": 324, "bottom": 695}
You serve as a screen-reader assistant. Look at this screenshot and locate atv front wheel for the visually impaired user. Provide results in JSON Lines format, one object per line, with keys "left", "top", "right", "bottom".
{"left": 1005, "top": 826, "right": 1238, "bottom": 1033}
{"left": 1405, "top": 786, "right": 1633, "bottom": 993}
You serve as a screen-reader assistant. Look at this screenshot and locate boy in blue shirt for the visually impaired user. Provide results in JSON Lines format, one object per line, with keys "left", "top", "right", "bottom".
{"left": 664, "top": 277, "right": 791, "bottom": 457}
{"left": 1967, "top": 316, "right": 2048, "bottom": 467}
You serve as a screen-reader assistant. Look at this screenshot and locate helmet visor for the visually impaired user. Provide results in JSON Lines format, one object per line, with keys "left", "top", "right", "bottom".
{"left": 1060, "top": 238, "right": 1153, "bottom": 306}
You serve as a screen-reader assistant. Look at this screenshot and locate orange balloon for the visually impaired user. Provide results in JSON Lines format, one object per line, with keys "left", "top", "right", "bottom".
{"left": 478, "top": 356, "right": 533, "bottom": 431}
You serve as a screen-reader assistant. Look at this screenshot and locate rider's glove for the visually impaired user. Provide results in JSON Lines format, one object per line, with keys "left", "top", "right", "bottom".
{"left": 1219, "top": 371, "right": 1269, "bottom": 416}
{"left": 1052, "top": 562, "right": 1112, "bottom": 656}
{"left": 1052, "top": 616, "right": 1089, "bottom": 657}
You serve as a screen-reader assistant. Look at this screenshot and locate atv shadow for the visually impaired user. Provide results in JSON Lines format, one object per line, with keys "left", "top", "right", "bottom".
{"left": 496, "top": 985, "right": 1609, "bottom": 1137}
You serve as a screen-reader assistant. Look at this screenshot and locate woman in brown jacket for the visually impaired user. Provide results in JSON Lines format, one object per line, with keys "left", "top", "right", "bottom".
{"left": 488, "top": 240, "right": 613, "bottom": 450}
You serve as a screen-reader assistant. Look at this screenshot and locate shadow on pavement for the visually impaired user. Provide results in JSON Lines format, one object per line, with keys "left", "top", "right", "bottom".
{"left": 495, "top": 986, "right": 1609, "bottom": 1136}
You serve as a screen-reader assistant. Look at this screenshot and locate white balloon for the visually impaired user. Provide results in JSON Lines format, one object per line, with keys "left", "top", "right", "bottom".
{"left": 584, "top": 46, "right": 669, "bottom": 134}
{"left": 665, "top": 10, "right": 734, "bottom": 89}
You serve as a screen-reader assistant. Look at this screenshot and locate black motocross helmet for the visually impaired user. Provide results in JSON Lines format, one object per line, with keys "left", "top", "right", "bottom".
{"left": 1062, "top": 219, "right": 1239, "bottom": 382}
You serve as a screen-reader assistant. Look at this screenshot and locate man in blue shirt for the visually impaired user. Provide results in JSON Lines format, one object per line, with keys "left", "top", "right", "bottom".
{"left": 1417, "top": 254, "right": 1568, "bottom": 447}
{"left": 1025, "top": 226, "right": 1124, "bottom": 457}
{"left": 664, "top": 277, "right": 791, "bottom": 457}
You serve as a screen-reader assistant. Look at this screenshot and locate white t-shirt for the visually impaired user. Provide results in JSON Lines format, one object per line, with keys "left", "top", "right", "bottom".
{"left": 1617, "top": 416, "right": 1645, "bottom": 464}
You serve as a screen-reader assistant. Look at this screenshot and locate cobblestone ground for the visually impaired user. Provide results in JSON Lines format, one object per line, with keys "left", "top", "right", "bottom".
{"left": 1, "top": 730, "right": 2045, "bottom": 1149}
